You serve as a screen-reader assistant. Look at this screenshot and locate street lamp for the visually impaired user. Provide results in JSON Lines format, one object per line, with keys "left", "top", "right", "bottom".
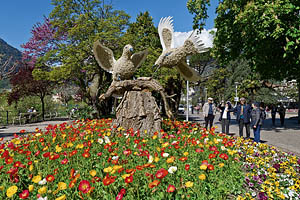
{"left": 204, "top": 87, "right": 207, "bottom": 102}
{"left": 186, "top": 59, "right": 190, "bottom": 121}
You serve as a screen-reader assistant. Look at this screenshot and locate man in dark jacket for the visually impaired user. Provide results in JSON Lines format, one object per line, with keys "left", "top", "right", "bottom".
{"left": 251, "top": 102, "right": 263, "bottom": 143}
{"left": 233, "top": 97, "right": 252, "bottom": 138}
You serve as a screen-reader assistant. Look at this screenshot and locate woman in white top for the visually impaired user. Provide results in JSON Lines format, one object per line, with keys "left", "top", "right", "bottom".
{"left": 218, "top": 101, "right": 233, "bottom": 135}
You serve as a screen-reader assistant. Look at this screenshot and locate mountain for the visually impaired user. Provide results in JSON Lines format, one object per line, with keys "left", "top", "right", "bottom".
{"left": 0, "top": 38, "right": 22, "bottom": 89}
{"left": 0, "top": 38, "right": 21, "bottom": 67}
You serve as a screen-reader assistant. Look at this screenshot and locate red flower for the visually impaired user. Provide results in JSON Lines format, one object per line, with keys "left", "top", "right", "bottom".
{"left": 103, "top": 175, "right": 116, "bottom": 186}
{"left": 116, "top": 188, "right": 126, "bottom": 200}
{"left": 167, "top": 184, "right": 176, "bottom": 193}
{"left": 5, "top": 157, "right": 14, "bottom": 164}
{"left": 13, "top": 161, "right": 22, "bottom": 168}
{"left": 202, "top": 160, "right": 209, "bottom": 165}
{"left": 185, "top": 164, "right": 190, "bottom": 171}
{"left": 207, "top": 164, "right": 214, "bottom": 171}
{"left": 61, "top": 158, "right": 68, "bottom": 165}
{"left": 155, "top": 168, "right": 168, "bottom": 179}
{"left": 125, "top": 175, "right": 133, "bottom": 184}
{"left": 19, "top": 190, "right": 29, "bottom": 199}
{"left": 208, "top": 153, "right": 216, "bottom": 159}
{"left": 148, "top": 180, "right": 160, "bottom": 188}
{"left": 209, "top": 146, "right": 217, "bottom": 151}
{"left": 219, "top": 153, "right": 229, "bottom": 160}
{"left": 42, "top": 152, "right": 50, "bottom": 158}
{"left": 78, "top": 180, "right": 91, "bottom": 194}
{"left": 46, "top": 174, "right": 55, "bottom": 182}
{"left": 82, "top": 152, "right": 91, "bottom": 158}
{"left": 179, "top": 157, "right": 188, "bottom": 161}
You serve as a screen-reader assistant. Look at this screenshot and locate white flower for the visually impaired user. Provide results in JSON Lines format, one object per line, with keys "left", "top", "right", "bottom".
{"left": 221, "top": 146, "right": 226, "bottom": 151}
{"left": 112, "top": 156, "right": 119, "bottom": 160}
{"left": 171, "top": 141, "right": 177, "bottom": 145}
{"left": 196, "top": 140, "right": 200, "bottom": 144}
{"left": 148, "top": 155, "right": 154, "bottom": 163}
{"left": 38, "top": 178, "right": 47, "bottom": 185}
{"left": 97, "top": 138, "right": 103, "bottom": 144}
{"left": 37, "top": 197, "right": 48, "bottom": 200}
{"left": 168, "top": 166, "right": 177, "bottom": 174}
{"left": 104, "top": 136, "right": 110, "bottom": 144}
{"left": 162, "top": 153, "right": 169, "bottom": 158}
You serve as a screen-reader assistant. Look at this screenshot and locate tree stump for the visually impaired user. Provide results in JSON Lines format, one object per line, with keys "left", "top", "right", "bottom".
{"left": 112, "top": 90, "right": 161, "bottom": 137}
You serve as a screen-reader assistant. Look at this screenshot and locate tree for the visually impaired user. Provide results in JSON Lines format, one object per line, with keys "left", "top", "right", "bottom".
{"left": 187, "top": 0, "right": 300, "bottom": 122}
{"left": 34, "top": 0, "right": 130, "bottom": 117}
{"left": 8, "top": 67, "right": 53, "bottom": 120}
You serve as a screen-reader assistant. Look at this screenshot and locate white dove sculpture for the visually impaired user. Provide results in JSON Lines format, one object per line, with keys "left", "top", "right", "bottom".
{"left": 93, "top": 41, "right": 148, "bottom": 81}
{"left": 154, "top": 16, "right": 209, "bottom": 82}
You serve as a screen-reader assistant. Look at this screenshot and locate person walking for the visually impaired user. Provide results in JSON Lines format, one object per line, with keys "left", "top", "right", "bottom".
{"left": 251, "top": 102, "right": 263, "bottom": 143}
{"left": 278, "top": 103, "right": 286, "bottom": 127}
{"left": 203, "top": 97, "right": 216, "bottom": 130}
{"left": 270, "top": 104, "right": 277, "bottom": 126}
{"left": 218, "top": 101, "right": 232, "bottom": 135}
{"left": 233, "top": 97, "right": 252, "bottom": 138}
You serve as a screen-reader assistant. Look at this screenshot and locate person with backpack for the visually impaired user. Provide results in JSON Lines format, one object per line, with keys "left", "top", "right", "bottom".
{"left": 251, "top": 102, "right": 264, "bottom": 143}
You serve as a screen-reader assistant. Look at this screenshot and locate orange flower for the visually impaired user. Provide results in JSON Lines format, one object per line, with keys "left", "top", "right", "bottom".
{"left": 102, "top": 175, "right": 116, "bottom": 186}
{"left": 148, "top": 180, "right": 160, "bottom": 188}
{"left": 5, "top": 157, "right": 14, "bottom": 164}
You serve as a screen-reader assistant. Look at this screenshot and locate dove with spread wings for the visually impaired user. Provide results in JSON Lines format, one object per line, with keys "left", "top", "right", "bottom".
{"left": 93, "top": 41, "right": 148, "bottom": 81}
{"left": 153, "top": 17, "right": 209, "bottom": 82}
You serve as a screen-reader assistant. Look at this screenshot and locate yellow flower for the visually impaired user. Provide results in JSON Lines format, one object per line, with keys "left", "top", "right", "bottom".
{"left": 122, "top": 174, "right": 131, "bottom": 179}
{"left": 183, "top": 152, "right": 189, "bottom": 156}
{"left": 57, "top": 182, "right": 67, "bottom": 190}
{"left": 200, "top": 164, "right": 207, "bottom": 170}
{"left": 162, "top": 142, "right": 169, "bottom": 148}
{"left": 29, "top": 185, "right": 34, "bottom": 192}
{"left": 219, "top": 163, "right": 224, "bottom": 168}
{"left": 55, "top": 145, "right": 62, "bottom": 153}
{"left": 29, "top": 165, "right": 33, "bottom": 171}
{"left": 38, "top": 186, "right": 47, "bottom": 194}
{"left": 89, "top": 170, "right": 97, "bottom": 177}
{"left": 166, "top": 156, "right": 175, "bottom": 163}
{"left": 67, "top": 142, "right": 73, "bottom": 147}
{"left": 185, "top": 181, "right": 193, "bottom": 188}
{"left": 113, "top": 165, "right": 123, "bottom": 171}
{"left": 42, "top": 146, "right": 49, "bottom": 151}
{"left": 6, "top": 185, "right": 18, "bottom": 197}
{"left": 154, "top": 157, "right": 160, "bottom": 162}
{"left": 56, "top": 194, "right": 66, "bottom": 200}
{"left": 76, "top": 144, "right": 84, "bottom": 149}
{"left": 198, "top": 174, "right": 206, "bottom": 180}
{"left": 103, "top": 166, "right": 112, "bottom": 173}
{"left": 152, "top": 135, "right": 157, "bottom": 139}
{"left": 32, "top": 175, "right": 42, "bottom": 183}
{"left": 0, "top": 186, "right": 4, "bottom": 191}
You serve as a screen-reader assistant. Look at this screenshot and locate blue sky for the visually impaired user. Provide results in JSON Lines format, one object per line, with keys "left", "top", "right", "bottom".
{"left": 0, "top": 0, "right": 217, "bottom": 50}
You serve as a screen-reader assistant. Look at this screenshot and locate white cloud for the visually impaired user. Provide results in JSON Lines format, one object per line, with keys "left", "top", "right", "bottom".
{"left": 173, "top": 28, "right": 216, "bottom": 48}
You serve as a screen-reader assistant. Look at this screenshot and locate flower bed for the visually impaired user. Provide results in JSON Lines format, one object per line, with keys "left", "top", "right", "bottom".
{"left": 0, "top": 119, "right": 299, "bottom": 199}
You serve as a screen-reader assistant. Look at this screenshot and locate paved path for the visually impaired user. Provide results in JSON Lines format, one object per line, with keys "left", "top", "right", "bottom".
{"left": 185, "top": 112, "right": 300, "bottom": 155}
{"left": 0, "top": 118, "right": 72, "bottom": 143}
{"left": 1, "top": 115, "right": 299, "bottom": 155}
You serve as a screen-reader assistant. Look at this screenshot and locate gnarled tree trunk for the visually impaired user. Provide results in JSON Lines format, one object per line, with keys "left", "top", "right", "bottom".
{"left": 112, "top": 91, "right": 161, "bottom": 137}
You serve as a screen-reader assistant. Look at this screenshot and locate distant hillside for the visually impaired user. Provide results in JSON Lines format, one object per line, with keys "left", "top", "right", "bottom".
{"left": 0, "top": 38, "right": 22, "bottom": 89}
{"left": 0, "top": 38, "right": 21, "bottom": 67}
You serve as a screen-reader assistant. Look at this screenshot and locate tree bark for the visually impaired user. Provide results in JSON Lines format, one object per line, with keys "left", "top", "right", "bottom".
{"left": 112, "top": 91, "right": 162, "bottom": 137}
{"left": 40, "top": 95, "right": 45, "bottom": 121}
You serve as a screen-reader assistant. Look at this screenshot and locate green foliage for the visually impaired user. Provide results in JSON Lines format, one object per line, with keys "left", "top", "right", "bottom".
{"left": 187, "top": 0, "right": 300, "bottom": 80}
